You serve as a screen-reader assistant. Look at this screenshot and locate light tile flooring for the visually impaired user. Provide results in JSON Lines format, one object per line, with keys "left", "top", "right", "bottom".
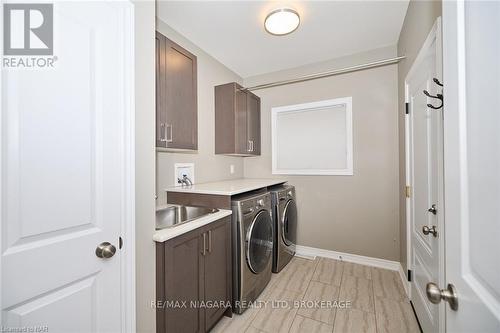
{"left": 211, "top": 257, "right": 420, "bottom": 333}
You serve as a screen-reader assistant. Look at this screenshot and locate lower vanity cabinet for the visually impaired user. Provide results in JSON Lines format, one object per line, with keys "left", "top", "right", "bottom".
{"left": 156, "top": 216, "right": 232, "bottom": 333}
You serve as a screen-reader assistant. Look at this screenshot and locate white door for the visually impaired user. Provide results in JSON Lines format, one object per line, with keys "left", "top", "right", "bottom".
{"left": 441, "top": 1, "right": 500, "bottom": 331}
{"left": 405, "top": 18, "right": 444, "bottom": 333}
{"left": 1, "top": 2, "right": 134, "bottom": 332}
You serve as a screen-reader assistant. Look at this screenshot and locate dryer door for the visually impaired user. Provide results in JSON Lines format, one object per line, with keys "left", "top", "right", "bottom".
{"left": 282, "top": 199, "right": 297, "bottom": 246}
{"left": 246, "top": 210, "right": 273, "bottom": 274}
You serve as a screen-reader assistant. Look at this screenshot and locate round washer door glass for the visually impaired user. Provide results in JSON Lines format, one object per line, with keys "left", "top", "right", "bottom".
{"left": 246, "top": 210, "right": 273, "bottom": 274}
{"left": 282, "top": 199, "right": 297, "bottom": 246}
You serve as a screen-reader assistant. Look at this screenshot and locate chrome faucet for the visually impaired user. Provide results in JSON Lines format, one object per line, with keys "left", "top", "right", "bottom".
{"left": 177, "top": 175, "right": 193, "bottom": 187}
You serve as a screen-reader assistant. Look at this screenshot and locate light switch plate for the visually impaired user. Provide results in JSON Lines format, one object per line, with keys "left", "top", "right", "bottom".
{"left": 174, "top": 163, "right": 195, "bottom": 186}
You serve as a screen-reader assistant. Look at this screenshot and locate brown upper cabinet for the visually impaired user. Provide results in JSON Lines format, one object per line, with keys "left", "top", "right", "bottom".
{"left": 156, "top": 31, "right": 198, "bottom": 150}
{"left": 215, "top": 82, "right": 261, "bottom": 156}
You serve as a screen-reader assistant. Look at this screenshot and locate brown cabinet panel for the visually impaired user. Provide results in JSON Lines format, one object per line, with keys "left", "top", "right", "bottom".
{"left": 215, "top": 82, "right": 261, "bottom": 156}
{"left": 155, "top": 32, "right": 167, "bottom": 148}
{"left": 202, "top": 218, "right": 232, "bottom": 331}
{"left": 246, "top": 92, "right": 261, "bottom": 155}
{"left": 157, "top": 228, "right": 204, "bottom": 333}
{"left": 156, "top": 31, "right": 197, "bottom": 150}
{"left": 156, "top": 217, "right": 231, "bottom": 333}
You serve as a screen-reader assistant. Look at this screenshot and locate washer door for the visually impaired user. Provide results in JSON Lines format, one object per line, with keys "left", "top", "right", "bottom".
{"left": 281, "top": 199, "right": 297, "bottom": 246}
{"left": 246, "top": 210, "right": 273, "bottom": 274}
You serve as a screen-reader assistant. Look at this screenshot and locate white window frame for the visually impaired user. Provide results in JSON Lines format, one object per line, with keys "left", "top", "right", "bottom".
{"left": 271, "top": 97, "right": 353, "bottom": 176}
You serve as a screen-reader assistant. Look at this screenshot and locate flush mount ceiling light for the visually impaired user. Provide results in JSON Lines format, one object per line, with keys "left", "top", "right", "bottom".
{"left": 264, "top": 8, "right": 300, "bottom": 36}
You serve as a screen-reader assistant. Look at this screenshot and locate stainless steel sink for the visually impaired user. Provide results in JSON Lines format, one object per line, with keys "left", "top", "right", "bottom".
{"left": 156, "top": 205, "right": 219, "bottom": 230}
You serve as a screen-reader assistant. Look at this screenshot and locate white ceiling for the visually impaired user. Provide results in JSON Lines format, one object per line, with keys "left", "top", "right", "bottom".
{"left": 157, "top": 1, "right": 409, "bottom": 78}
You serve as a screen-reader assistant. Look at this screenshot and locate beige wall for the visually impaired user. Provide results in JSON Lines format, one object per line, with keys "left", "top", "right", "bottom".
{"left": 243, "top": 47, "right": 401, "bottom": 261}
{"left": 397, "top": 0, "right": 441, "bottom": 275}
{"left": 134, "top": 1, "right": 156, "bottom": 332}
{"left": 155, "top": 19, "right": 245, "bottom": 206}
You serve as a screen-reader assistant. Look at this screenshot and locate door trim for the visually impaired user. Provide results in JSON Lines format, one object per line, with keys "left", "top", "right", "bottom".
{"left": 0, "top": 2, "right": 136, "bottom": 331}
{"left": 404, "top": 16, "right": 445, "bottom": 333}
{"left": 121, "top": 2, "right": 136, "bottom": 332}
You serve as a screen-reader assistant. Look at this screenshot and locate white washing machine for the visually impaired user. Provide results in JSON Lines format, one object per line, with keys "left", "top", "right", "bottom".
{"left": 270, "top": 185, "right": 297, "bottom": 273}
{"left": 231, "top": 192, "right": 273, "bottom": 314}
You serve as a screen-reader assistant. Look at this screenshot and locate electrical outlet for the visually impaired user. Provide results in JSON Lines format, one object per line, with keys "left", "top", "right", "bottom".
{"left": 230, "top": 164, "right": 235, "bottom": 174}
{"left": 174, "top": 163, "right": 195, "bottom": 186}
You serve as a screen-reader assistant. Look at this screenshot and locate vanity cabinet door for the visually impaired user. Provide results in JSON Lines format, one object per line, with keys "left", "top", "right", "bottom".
{"left": 157, "top": 228, "right": 204, "bottom": 333}
{"left": 202, "top": 217, "right": 232, "bottom": 331}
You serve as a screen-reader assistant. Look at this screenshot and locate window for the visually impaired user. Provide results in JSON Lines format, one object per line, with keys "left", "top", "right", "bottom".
{"left": 271, "top": 97, "right": 353, "bottom": 175}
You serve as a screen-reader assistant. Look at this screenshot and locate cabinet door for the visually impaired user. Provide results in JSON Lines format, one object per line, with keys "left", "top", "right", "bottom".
{"left": 158, "top": 228, "right": 204, "bottom": 333}
{"left": 164, "top": 37, "right": 198, "bottom": 150}
{"left": 235, "top": 86, "right": 249, "bottom": 154}
{"left": 247, "top": 92, "right": 261, "bottom": 155}
{"left": 155, "top": 32, "right": 167, "bottom": 148}
{"left": 203, "top": 217, "right": 232, "bottom": 331}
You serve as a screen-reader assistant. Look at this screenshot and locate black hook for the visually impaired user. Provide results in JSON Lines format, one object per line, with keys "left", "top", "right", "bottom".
{"left": 423, "top": 90, "right": 443, "bottom": 100}
{"left": 433, "top": 78, "right": 443, "bottom": 87}
{"left": 423, "top": 89, "right": 444, "bottom": 109}
{"left": 427, "top": 102, "right": 443, "bottom": 109}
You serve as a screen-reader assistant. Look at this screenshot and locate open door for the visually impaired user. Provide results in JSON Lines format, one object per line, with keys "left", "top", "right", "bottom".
{"left": 441, "top": 1, "right": 500, "bottom": 331}
{"left": 1, "top": 2, "right": 135, "bottom": 332}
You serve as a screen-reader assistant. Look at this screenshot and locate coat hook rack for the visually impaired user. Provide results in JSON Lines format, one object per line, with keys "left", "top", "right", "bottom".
{"left": 422, "top": 77, "right": 444, "bottom": 109}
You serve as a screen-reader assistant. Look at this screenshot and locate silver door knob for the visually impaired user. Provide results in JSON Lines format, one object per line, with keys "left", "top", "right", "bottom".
{"left": 426, "top": 282, "right": 458, "bottom": 311}
{"left": 428, "top": 204, "right": 437, "bottom": 215}
{"left": 95, "top": 242, "right": 116, "bottom": 259}
{"left": 422, "top": 225, "right": 438, "bottom": 237}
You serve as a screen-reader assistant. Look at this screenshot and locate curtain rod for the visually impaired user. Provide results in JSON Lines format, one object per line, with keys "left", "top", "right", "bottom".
{"left": 242, "top": 56, "right": 406, "bottom": 91}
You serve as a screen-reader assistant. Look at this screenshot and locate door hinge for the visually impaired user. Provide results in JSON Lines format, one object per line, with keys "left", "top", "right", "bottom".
{"left": 408, "top": 269, "right": 412, "bottom": 282}
{"left": 405, "top": 102, "right": 409, "bottom": 114}
{"left": 405, "top": 186, "right": 411, "bottom": 198}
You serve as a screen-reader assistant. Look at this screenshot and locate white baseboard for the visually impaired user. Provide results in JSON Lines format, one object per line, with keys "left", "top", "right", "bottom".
{"left": 295, "top": 245, "right": 409, "bottom": 297}
{"left": 398, "top": 263, "right": 410, "bottom": 297}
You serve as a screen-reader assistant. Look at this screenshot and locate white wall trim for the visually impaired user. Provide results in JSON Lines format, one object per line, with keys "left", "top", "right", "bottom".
{"left": 271, "top": 97, "right": 353, "bottom": 176}
{"left": 398, "top": 263, "right": 410, "bottom": 297}
{"left": 295, "top": 245, "right": 409, "bottom": 297}
{"left": 295, "top": 245, "right": 400, "bottom": 271}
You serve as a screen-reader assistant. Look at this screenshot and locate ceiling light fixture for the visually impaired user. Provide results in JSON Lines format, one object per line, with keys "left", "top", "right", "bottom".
{"left": 264, "top": 8, "right": 300, "bottom": 36}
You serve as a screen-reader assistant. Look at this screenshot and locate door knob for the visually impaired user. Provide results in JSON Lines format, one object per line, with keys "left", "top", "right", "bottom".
{"left": 422, "top": 225, "right": 438, "bottom": 237}
{"left": 95, "top": 242, "right": 116, "bottom": 259}
{"left": 428, "top": 204, "right": 437, "bottom": 215}
{"left": 426, "top": 282, "right": 458, "bottom": 311}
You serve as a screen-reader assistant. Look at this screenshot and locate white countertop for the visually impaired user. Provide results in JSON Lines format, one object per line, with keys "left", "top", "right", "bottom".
{"left": 165, "top": 178, "right": 287, "bottom": 196}
{"left": 153, "top": 208, "right": 232, "bottom": 242}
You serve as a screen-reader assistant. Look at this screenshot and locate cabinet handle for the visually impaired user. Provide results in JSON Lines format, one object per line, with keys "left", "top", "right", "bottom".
{"left": 251, "top": 140, "right": 254, "bottom": 152}
{"left": 208, "top": 230, "right": 212, "bottom": 253}
{"left": 201, "top": 232, "right": 206, "bottom": 256}
{"left": 160, "top": 123, "right": 167, "bottom": 142}
{"left": 166, "top": 124, "right": 173, "bottom": 143}
{"left": 247, "top": 140, "right": 251, "bottom": 152}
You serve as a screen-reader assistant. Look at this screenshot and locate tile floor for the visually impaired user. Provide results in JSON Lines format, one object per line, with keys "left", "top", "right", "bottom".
{"left": 211, "top": 256, "right": 420, "bottom": 333}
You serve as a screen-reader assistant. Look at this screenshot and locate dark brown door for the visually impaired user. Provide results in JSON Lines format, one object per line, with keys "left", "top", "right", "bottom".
{"left": 164, "top": 38, "right": 198, "bottom": 150}
{"left": 155, "top": 32, "right": 167, "bottom": 148}
{"left": 159, "top": 228, "right": 204, "bottom": 333}
{"left": 246, "top": 92, "right": 261, "bottom": 155}
{"left": 202, "top": 217, "right": 232, "bottom": 331}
